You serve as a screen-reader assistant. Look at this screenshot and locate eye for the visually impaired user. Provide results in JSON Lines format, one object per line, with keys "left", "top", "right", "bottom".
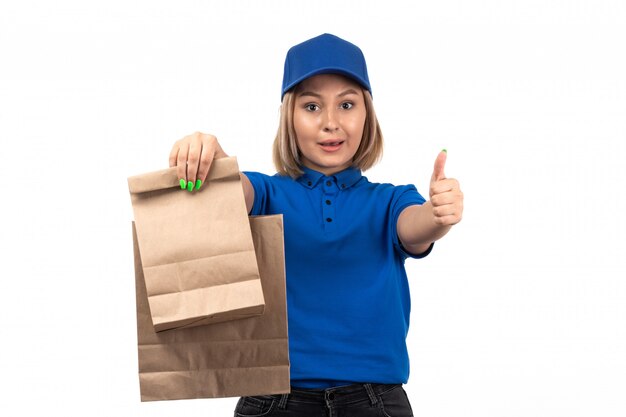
{"left": 305, "top": 103, "right": 319, "bottom": 112}
{"left": 340, "top": 102, "right": 353, "bottom": 110}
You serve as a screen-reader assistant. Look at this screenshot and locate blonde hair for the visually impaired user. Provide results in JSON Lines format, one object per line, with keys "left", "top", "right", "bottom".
{"left": 272, "top": 87, "right": 384, "bottom": 178}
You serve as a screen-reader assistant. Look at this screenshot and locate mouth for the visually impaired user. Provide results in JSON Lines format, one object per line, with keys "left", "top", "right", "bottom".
{"left": 319, "top": 140, "right": 345, "bottom": 152}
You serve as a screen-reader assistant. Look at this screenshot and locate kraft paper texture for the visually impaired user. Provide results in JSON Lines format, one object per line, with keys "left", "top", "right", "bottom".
{"left": 128, "top": 157, "right": 264, "bottom": 332}
{"left": 133, "top": 215, "right": 290, "bottom": 400}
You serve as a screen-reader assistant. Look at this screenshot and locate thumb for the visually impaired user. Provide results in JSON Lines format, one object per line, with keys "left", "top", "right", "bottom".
{"left": 431, "top": 149, "right": 447, "bottom": 183}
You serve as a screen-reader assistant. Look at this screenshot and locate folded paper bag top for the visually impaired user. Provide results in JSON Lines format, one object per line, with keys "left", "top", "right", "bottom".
{"left": 128, "top": 157, "right": 265, "bottom": 332}
{"left": 127, "top": 157, "right": 239, "bottom": 193}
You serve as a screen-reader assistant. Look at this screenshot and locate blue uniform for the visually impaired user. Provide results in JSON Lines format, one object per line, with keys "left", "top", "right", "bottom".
{"left": 244, "top": 166, "right": 432, "bottom": 389}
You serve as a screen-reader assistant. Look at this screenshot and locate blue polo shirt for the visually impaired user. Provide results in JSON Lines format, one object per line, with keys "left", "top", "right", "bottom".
{"left": 243, "top": 166, "right": 432, "bottom": 389}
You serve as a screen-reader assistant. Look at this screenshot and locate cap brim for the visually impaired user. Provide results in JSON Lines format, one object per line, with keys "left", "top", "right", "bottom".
{"left": 282, "top": 67, "right": 371, "bottom": 99}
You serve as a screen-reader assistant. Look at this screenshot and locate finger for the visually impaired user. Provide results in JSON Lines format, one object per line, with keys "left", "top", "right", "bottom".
{"left": 430, "top": 178, "right": 459, "bottom": 196}
{"left": 196, "top": 142, "right": 215, "bottom": 190}
{"left": 176, "top": 141, "right": 190, "bottom": 187}
{"left": 431, "top": 149, "right": 447, "bottom": 183}
{"left": 433, "top": 203, "right": 456, "bottom": 217}
{"left": 186, "top": 139, "right": 201, "bottom": 189}
{"left": 432, "top": 199, "right": 463, "bottom": 219}
{"left": 430, "top": 191, "right": 458, "bottom": 207}
{"left": 433, "top": 214, "right": 462, "bottom": 226}
{"left": 432, "top": 194, "right": 463, "bottom": 225}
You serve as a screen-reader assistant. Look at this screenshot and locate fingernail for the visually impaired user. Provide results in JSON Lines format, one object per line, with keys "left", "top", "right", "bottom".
{"left": 187, "top": 181, "right": 194, "bottom": 192}
{"left": 180, "top": 179, "right": 186, "bottom": 189}
{"left": 195, "top": 179, "right": 202, "bottom": 190}
{"left": 442, "top": 148, "right": 447, "bottom": 153}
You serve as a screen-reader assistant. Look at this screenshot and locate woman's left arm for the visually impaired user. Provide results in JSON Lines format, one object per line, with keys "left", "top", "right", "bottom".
{"left": 397, "top": 150, "right": 464, "bottom": 256}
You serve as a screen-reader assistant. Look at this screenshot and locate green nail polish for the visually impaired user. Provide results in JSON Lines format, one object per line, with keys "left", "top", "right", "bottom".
{"left": 442, "top": 148, "right": 447, "bottom": 153}
{"left": 180, "top": 179, "right": 186, "bottom": 189}
{"left": 195, "top": 179, "right": 202, "bottom": 190}
{"left": 187, "top": 181, "right": 194, "bottom": 192}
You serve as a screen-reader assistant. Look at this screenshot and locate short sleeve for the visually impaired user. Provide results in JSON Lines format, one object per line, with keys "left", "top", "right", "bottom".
{"left": 389, "top": 184, "right": 433, "bottom": 260}
{"left": 242, "top": 171, "right": 270, "bottom": 215}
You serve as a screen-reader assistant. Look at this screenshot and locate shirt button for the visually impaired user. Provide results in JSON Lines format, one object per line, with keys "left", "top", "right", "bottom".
{"left": 328, "top": 392, "right": 335, "bottom": 400}
{"left": 325, "top": 200, "right": 331, "bottom": 205}
{"left": 341, "top": 184, "right": 346, "bottom": 189}
{"left": 326, "top": 218, "right": 332, "bottom": 223}
{"left": 307, "top": 181, "right": 312, "bottom": 186}
{"left": 326, "top": 180, "right": 331, "bottom": 186}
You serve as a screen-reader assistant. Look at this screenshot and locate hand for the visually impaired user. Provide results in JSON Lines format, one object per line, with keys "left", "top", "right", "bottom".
{"left": 429, "top": 150, "right": 463, "bottom": 226}
{"left": 168, "top": 132, "right": 228, "bottom": 191}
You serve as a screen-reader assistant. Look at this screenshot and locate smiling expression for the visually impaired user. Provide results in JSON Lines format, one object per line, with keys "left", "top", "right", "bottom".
{"left": 293, "top": 74, "right": 367, "bottom": 176}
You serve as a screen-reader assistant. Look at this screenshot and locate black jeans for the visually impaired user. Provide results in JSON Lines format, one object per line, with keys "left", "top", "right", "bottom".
{"left": 234, "top": 383, "right": 413, "bottom": 417}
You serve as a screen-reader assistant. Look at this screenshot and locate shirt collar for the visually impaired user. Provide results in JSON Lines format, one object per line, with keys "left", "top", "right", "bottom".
{"left": 297, "top": 165, "right": 363, "bottom": 190}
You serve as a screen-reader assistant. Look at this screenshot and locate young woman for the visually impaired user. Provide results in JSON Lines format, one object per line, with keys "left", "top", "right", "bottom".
{"left": 169, "top": 33, "right": 463, "bottom": 417}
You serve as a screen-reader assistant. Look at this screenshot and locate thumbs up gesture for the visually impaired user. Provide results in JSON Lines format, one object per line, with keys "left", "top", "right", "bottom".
{"left": 429, "top": 150, "right": 463, "bottom": 226}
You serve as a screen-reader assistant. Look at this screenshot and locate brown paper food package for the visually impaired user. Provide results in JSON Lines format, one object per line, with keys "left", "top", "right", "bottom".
{"left": 133, "top": 215, "right": 290, "bottom": 400}
{"left": 128, "top": 157, "right": 264, "bottom": 332}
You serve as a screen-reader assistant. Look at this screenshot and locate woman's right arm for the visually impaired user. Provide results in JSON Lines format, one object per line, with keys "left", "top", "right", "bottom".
{"left": 169, "top": 132, "right": 255, "bottom": 213}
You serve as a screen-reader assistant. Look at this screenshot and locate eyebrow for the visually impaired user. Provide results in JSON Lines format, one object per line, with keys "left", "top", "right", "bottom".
{"left": 297, "top": 88, "right": 359, "bottom": 99}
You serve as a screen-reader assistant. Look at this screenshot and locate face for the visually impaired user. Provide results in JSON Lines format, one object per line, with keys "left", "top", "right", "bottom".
{"left": 293, "top": 73, "right": 366, "bottom": 176}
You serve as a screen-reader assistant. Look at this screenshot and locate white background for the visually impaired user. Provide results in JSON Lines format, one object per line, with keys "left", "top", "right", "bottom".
{"left": 1, "top": 0, "right": 625, "bottom": 416}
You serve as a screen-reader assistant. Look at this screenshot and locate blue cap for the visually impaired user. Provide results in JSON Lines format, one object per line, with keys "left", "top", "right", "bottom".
{"left": 281, "top": 33, "right": 372, "bottom": 100}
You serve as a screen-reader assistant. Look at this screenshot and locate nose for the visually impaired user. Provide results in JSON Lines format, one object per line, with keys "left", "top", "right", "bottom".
{"left": 322, "top": 108, "right": 339, "bottom": 132}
